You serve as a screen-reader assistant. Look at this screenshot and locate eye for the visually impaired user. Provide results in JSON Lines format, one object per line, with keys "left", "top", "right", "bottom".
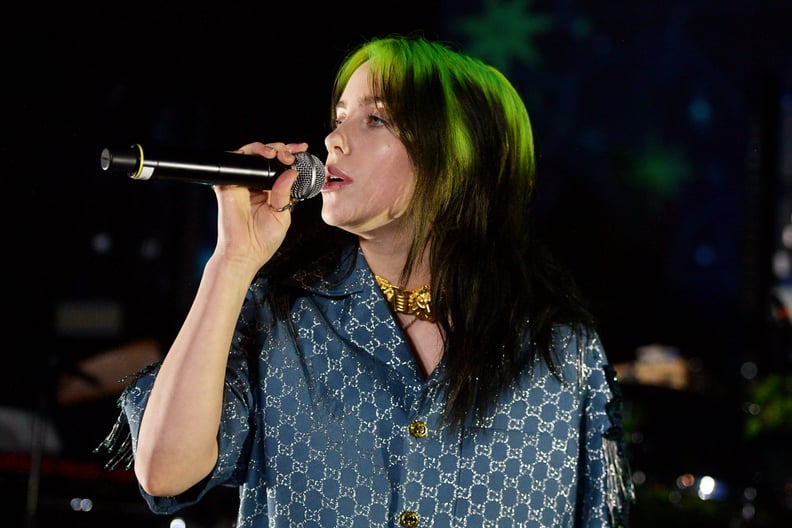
{"left": 368, "top": 114, "right": 388, "bottom": 127}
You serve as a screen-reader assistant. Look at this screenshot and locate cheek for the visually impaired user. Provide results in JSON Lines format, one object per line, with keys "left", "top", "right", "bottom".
{"left": 376, "top": 145, "right": 414, "bottom": 190}
{"left": 383, "top": 169, "right": 416, "bottom": 216}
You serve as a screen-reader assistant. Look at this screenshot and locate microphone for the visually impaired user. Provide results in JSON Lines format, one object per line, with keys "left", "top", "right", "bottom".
{"left": 100, "top": 143, "right": 326, "bottom": 201}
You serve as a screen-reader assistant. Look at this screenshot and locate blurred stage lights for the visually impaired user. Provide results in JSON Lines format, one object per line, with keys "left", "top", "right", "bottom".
{"left": 66, "top": 498, "right": 191, "bottom": 526}
{"left": 675, "top": 473, "right": 729, "bottom": 501}
{"left": 69, "top": 497, "right": 93, "bottom": 511}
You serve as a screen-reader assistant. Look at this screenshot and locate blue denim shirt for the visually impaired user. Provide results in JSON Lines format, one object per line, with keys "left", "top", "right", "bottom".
{"left": 119, "top": 245, "right": 632, "bottom": 527}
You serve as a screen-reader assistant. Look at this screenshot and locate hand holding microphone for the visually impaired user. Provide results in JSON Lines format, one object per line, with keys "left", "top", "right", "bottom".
{"left": 100, "top": 143, "right": 326, "bottom": 202}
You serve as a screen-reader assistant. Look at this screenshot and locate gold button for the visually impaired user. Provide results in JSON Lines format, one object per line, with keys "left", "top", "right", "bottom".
{"left": 399, "top": 510, "right": 419, "bottom": 527}
{"left": 408, "top": 420, "right": 428, "bottom": 438}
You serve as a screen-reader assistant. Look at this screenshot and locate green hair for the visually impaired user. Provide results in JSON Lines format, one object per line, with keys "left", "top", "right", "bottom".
{"left": 329, "top": 35, "right": 590, "bottom": 428}
{"left": 332, "top": 36, "right": 535, "bottom": 271}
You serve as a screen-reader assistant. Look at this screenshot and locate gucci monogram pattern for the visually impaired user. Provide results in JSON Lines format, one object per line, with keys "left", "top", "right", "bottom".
{"left": 120, "top": 246, "right": 630, "bottom": 527}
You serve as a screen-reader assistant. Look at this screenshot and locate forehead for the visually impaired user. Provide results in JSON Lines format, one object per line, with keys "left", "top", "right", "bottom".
{"left": 336, "top": 63, "right": 380, "bottom": 108}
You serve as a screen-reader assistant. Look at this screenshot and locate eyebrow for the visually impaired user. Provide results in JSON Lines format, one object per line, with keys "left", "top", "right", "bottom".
{"left": 335, "top": 95, "right": 382, "bottom": 111}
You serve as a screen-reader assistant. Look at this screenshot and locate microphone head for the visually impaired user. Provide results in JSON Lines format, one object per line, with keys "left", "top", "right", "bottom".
{"left": 291, "top": 152, "right": 325, "bottom": 201}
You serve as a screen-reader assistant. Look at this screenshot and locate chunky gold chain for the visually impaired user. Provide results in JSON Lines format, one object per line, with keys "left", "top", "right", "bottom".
{"left": 374, "top": 275, "right": 434, "bottom": 322}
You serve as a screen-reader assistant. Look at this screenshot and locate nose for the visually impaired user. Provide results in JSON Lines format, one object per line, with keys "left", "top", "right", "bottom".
{"left": 324, "top": 125, "right": 346, "bottom": 155}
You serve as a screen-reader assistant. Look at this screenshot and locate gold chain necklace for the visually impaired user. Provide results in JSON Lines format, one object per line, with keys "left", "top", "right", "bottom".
{"left": 374, "top": 274, "right": 435, "bottom": 322}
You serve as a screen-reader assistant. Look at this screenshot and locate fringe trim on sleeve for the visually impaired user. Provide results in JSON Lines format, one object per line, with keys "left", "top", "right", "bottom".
{"left": 94, "top": 408, "right": 134, "bottom": 471}
{"left": 93, "top": 362, "right": 161, "bottom": 471}
{"left": 603, "top": 364, "right": 636, "bottom": 528}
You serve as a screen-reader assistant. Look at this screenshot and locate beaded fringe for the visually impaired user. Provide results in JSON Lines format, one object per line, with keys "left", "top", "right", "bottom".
{"left": 94, "top": 362, "right": 161, "bottom": 471}
{"left": 94, "top": 405, "right": 134, "bottom": 471}
{"left": 603, "top": 364, "right": 635, "bottom": 527}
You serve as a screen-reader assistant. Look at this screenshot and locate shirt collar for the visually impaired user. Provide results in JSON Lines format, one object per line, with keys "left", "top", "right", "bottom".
{"left": 287, "top": 242, "right": 369, "bottom": 297}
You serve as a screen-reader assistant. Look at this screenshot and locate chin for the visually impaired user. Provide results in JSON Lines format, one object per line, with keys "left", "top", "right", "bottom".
{"left": 320, "top": 208, "right": 343, "bottom": 229}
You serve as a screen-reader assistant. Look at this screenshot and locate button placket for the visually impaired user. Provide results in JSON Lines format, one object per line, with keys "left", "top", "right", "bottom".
{"left": 408, "top": 420, "right": 428, "bottom": 438}
{"left": 399, "top": 510, "right": 420, "bottom": 527}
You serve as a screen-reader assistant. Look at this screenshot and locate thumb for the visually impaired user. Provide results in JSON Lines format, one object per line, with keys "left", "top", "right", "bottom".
{"left": 269, "top": 169, "right": 299, "bottom": 212}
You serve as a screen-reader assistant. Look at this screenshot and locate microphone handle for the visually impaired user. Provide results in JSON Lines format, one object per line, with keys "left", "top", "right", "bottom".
{"left": 101, "top": 144, "right": 291, "bottom": 187}
{"left": 101, "top": 143, "right": 326, "bottom": 200}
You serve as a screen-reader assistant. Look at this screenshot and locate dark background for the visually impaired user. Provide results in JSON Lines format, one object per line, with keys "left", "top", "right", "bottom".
{"left": 4, "top": 1, "right": 791, "bottom": 526}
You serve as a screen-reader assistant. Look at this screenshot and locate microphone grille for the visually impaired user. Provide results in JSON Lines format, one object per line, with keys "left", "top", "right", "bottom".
{"left": 291, "top": 152, "right": 325, "bottom": 201}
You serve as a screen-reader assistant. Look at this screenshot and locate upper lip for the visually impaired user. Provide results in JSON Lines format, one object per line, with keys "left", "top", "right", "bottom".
{"left": 325, "top": 164, "right": 347, "bottom": 182}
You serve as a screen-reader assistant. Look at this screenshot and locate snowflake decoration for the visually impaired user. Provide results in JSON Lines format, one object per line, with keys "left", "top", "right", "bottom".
{"left": 452, "top": 0, "right": 554, "bottom": 74}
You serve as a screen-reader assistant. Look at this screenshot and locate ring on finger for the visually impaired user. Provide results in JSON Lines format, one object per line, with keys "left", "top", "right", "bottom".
{"left": 269, "top": 197, "right": 299, "bottom": 213}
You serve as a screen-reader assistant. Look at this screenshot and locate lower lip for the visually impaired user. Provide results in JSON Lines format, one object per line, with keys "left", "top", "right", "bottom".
{"left": 322, "top": 180, "right": 346, "bottom": 192}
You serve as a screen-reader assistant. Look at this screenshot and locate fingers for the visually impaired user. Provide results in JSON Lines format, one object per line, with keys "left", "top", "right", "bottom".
{"left": 267, "top": 166, "right": 300, "bottom": 213}
{"left": 235, "top": 142, "right": 309, "bottom": 164}
{"left": 225, "top": 140, "right": 309, "bottom": 212}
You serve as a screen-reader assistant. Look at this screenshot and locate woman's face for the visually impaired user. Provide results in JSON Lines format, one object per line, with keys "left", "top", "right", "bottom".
{"left": 321, "top": 62, "right": 415, "bottom": 240}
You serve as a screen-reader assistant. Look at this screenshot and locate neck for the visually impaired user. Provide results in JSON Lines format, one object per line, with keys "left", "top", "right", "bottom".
{"left": 359, "top": 234, "right": 429, "bottom": 290}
